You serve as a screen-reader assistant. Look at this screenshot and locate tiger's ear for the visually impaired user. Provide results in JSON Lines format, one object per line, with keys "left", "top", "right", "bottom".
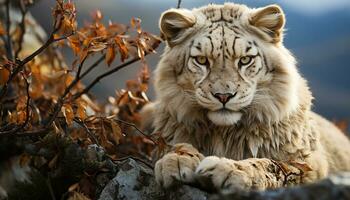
{"left": 159, "top": 8, "right": 196, "bottom": 46}
{"left": 249, "top": 5, "right": 285, "bottom": 43}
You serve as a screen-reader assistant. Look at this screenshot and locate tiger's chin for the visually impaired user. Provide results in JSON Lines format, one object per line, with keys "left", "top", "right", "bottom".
{"left": 207, "top": 110, "right": 242, "bottom": 126}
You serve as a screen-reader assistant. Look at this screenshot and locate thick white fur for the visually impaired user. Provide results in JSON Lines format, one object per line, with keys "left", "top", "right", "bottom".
{"left": 207, "top": 111, "right": 242, "bottom": 126}
{"left": 150, "top": 3, "right": 350, "bottom": 191}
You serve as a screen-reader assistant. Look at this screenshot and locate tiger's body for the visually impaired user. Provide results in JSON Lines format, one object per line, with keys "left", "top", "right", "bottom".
{"left": 148, "top": 3, "right": 350, "bottom": 191}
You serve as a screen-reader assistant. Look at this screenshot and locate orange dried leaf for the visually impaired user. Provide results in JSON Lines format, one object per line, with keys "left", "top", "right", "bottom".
{"left": 130, "top": 18, "right": 136, "bottom": 29}
{"left": 93, "top": 10, "right": 103, "bottom": 21}
{"left": 65, "top": 74, "right": 75, "bottom": 87}
{"left": 12, "top": 26, "right": 23, "bottom": 41}
{"left": 0, "top": 67, "right": 10, "bottom": 85}
{"left": 31, "top": 105, "right": 41, "bottom": 124}
{"left": 7, "top": 111, "right": 16, "bottom": 123}
{"left": 175, "top": 148, "right": 195, "bottom": 157}
{"left": 19, "top": 153, "right": 31, "bottom": 167}
{"left": 105, "top": 46, "right": 116, "bottom": 66}
{"left": 78, "top": 176, "right": 95, "bottom": 199}
{"left": 117, "top": 91, "right": 129, "bottom": 106}
{"left": 126, "top": 80, "right": 139, "bottom": 91}
{"left": 115, "top": 37, "right": 129, "bottom": 62}
{"left": 68, "top": 36, "right": 81, "bottom": 55}
{"left": 68, "top": 183, "right": 80, "bottom": 192}
{"left": 141, "top": 92, "right": 149, "bottom": 102}
{"left": 108, "top": 23, "right": 127, "bottom": 35}
{"left": 137, "top": 42, "right": 145, "bottom": 60}
{"left": 89, "top": 43, "right": 107, "bottom": 52}
{"left": 53, "top": 122, "right": 61, "bottom": 135}
{"left": 110, "top": 120, "right": 122, "bottom": 144}
{"left": 277, "top": 161, "right": 292, "bottom": 174}
{"left": 153, "top": 133, "right": 168, "bottom": 157}
{"left": 130, "top": 17, "right": 142, "bottom": 34}
{"left": 29, "top": 83, "right": 44, "bottom": 99}
{"left": 53, "top": 33, "right": 65, "bottom": 46}
{"left": 0, "top": 22, "right": 5, "bottom": 36}
{"left": 67, "top": 191, "right": 90, "bottom": 200}
{"left": 17, "top": 111, "right": 27, "bottom": 124}
{"left": 48, "top": 154, "right": 59, "bottom": 169}
{"left": 289, "top": 161, "right": 313, "bottom": 173}
{"left": 61, "top": 18, "right": 75, "bottom": 35}
{"left": 45, "top": 70, "right": 67, "bottom": 79}
{"left": 334, "top": 120, "right": 348, "bottom": 133}
{"left": 62, "top": 104, "right": 74, "bottom": 125}
{"left": 17, "top": 95, "right": 28, "bottom": 110}
{"left": 139, "top": 83, "right": 148, "bottom": 92}
{"left": 76, "top": 101, "right": 87, "bottom": 120}
{"left": 79, "top": 49, "right": 88, "bottom": 63}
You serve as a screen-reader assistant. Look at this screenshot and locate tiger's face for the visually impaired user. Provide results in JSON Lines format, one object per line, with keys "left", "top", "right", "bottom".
{"left": 187, "top": 28, "right": 270, "bottom": 125}
{"left": 157, "top": 3, "right": 295, "bottom": 126}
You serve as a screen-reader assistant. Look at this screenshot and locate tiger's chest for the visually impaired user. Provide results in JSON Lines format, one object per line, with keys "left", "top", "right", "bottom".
{"left": 191, "top": 124, "right": 290, "bottom": 161}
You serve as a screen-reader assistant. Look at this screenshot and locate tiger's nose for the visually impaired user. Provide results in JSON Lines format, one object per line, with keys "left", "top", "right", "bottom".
{"left": 212, "top": 92, "right": 237, "bottom": 104}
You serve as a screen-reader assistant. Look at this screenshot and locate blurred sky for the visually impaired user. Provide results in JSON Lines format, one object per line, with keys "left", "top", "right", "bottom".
{"left": 30, "top": 0, "right": 350, "bottom": 120}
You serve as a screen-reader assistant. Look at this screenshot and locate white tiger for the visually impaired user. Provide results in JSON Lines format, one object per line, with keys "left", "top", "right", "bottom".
{"left": 145, "top": 3, "right": 350, "bottom": 191}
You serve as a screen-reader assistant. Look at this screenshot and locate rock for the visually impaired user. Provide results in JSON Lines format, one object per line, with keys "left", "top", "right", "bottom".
{"left": 99, "top": 158, "right": 350, "bottom": 200}
{"left": 211, "top": 172, "right": 350, "bottom": 200}
{"left": 98, "top": 158, "right": 209, "bottom": 200}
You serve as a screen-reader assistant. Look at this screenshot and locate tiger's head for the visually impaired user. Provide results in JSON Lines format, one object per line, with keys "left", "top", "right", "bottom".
{"left": 155, "top": 3, "right": 304, "bottom": 126}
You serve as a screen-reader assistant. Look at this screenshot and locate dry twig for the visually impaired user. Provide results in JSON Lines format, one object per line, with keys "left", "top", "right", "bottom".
{"left": 177, "top": 0, "right": 182, "bottom": 8}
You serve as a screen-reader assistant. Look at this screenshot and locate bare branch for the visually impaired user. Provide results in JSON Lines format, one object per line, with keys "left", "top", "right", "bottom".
{"left": 74, "top": 118, "right": 101, "bottom": 146}
{"left": 0, "top": 35, "right": 53, "bottom": 101}
{"left": 114, "top": 118, "right": 156, "bottom": 145}
{"left": 44, "top": 96, "right": 65, "bottom": 127}
{"left": 76, "top": 54, "right": 87, "bottom": 78}
{"left": 52, "top": 32, "right": 74, "bottom": 42}
{"left": 15, "top": 0, "right": 29, "bottom": 59}
{"left": 79, "top": 55, "right": 105, "bottom": 79}
{"left": 0, "top": 16, "right": 71, "bottom": 102}
{"left": 20, "top": 31, "right": 73, "bottom": 66}
{"left": 44, "top": 54, "right": 104, "bottom": 127}
{"left": 72, "top": 56, "right": 142, "bottom": 100}
{"left": 0, "top": 73, "right": 31, "bottom": 136}
{"left": 12, "top": 128, "right": 49, "bottom": 137}
{"left": 177, "top": 0, "right": 182, "bottom": 8}
{"left": 5, "top": 0, "right": 13, "bottom": 60}
{"left": 47, "top": 176, "right": 56, "bottom": 200}
{"left": 111, "top": 155, "right": 153, "bottom": 169}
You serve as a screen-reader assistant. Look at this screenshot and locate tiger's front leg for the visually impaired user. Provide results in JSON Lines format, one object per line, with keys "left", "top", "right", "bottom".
{"left": 154, "top": 143, "right": 204, "bottom": 188}
{"left": 195, "top": 156, "right": 303, "bottom": 191}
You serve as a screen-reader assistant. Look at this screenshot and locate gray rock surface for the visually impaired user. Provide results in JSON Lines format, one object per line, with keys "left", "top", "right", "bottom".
{"left": 98, "top": 158, "right": 350, "bottom": 200}
{"left": 211, "top": 172, "right": 350, "bottom": 200}
{"left": 98, "top": 158, "right": 209, "bottom": 200}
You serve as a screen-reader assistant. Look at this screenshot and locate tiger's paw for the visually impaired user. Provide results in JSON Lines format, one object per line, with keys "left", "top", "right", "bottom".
{"left": 154, "top": 143, "right": 204, "bottom": 188}
{"left": 195, "top": 156, "right": 254, "bottom": 191}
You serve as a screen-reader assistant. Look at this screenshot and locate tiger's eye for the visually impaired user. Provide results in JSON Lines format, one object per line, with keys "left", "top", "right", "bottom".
{"left": 195, "top": 56, "right": 209, "bottom": 65}
{"left": 239, "top": 56, "right": 252, "bottom": 65}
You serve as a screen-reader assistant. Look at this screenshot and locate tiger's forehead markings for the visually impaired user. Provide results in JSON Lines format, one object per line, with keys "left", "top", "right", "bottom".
{"left": 225, "top": 25, "right": 243, "bottom": 37}
{"left": 190, "top": 5, "right": 251, "bottom": 60}
{"left": 208, "top": 23, "right": 221, "bottom": 34}
{"left": 202, "top": 22, "right": 245, "bottom": 59}
{"left": 246, "top": 41, "right": 252, "bottom": 53}
{"left": 207, "top": 35, "right": 214, "bottom": 55}
{"left": 195, "top": 43, "right": 202, "bottom": 51}
{"left": 221, "top": 24, "right": 227, "bottom": 68}
{"left": 201, "top": 6, "right": 244, "bottom": 23}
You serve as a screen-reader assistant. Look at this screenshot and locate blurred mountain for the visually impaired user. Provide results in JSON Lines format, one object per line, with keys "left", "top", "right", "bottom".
{"left": 284, "top": 9, "right": 350, "bottom": 119}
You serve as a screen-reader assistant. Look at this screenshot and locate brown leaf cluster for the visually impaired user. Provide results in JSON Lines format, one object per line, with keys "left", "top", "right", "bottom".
{"left": 334, "top": 120, "right": 349, "bottom": 134}
{"left": 66, "top": 10, "right": 160, "bottom": 66}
